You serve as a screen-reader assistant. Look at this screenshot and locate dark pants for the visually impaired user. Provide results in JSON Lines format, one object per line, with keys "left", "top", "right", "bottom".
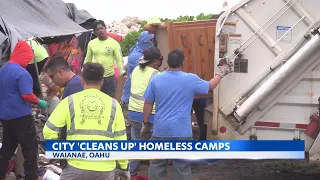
{"left": 148, "top": 137, "right": 192, "bottom": 180}
{"left": 0, "top": 115, "right": 39, "bottom": 180}
{"left": 26, "top": 58, "right": 48, "bottom": 97}
{"left": 101, "top": 75, "right": 116, "bottom": 98}
{"left": 129, "top": 120, "right": 153, "bottom": 176}
{"left": 192, "top": 99, "right": 208, "bottom": 140}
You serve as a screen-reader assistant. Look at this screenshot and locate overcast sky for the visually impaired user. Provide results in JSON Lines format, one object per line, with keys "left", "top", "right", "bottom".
{"left": 62, "top": 0, "right": 241, "bottom": 23}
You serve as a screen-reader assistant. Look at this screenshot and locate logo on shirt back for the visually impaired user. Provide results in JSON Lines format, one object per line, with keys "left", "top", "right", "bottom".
{"left": 79, "top": 94, "right": 106, "bottom": 126}
{"left": 106, "top": 47, "right": 113, "bottom": 55}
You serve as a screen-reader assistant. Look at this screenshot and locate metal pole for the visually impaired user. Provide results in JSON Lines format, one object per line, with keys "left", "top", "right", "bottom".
{"left": 238, "top": 0, "right": 295, "bottom": 49}
{"left": 36, "top": 29, "right": 92, "bottom": 39}
{"left": 28, "top": 38, "right": 48, "bottom": 120}
{"left": 272, "top": 15, "right": 306, "bottom": 47}
{"left": 235, "top": 18, "right": 320, "bottom": 103}
{"left": 223, "top": 0, "right": 297, "bottom": 59}
{"left": 233, "top": 33, "right": 320, "bottom": 121}
{"left": 236, "top": 0, "right": 298, "bottom": 56}
{"left": 216, "top": 9, "right": 232, "bottom": 37}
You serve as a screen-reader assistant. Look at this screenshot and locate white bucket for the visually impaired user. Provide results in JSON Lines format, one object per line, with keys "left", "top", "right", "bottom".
{"left": 42, "top": 170, "right": 60, "bottom": 180}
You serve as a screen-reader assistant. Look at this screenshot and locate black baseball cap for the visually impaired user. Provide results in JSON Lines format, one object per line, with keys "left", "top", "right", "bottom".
{"left": 140, "top": 47, "right": 162, "bottom": 64}
{"left": 93, "top": 20, "right": 106, "bottom": 30}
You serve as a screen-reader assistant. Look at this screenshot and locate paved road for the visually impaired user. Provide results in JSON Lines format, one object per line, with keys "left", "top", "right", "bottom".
{"left": 138, "top": 159, "right": 320, "bottom": 180}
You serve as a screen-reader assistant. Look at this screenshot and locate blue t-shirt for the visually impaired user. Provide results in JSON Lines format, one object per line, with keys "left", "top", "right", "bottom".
{"left": 143, "top": 71, "right": 210, "bottom": 138}
{"left": 128, "top": 111, "right": 155, "bottom": 123}
{"left": 61, "top": 75, "right": 83, "bottom": 100}
{"left": 120, "top": 50, "right": 143, "bottom": 104}
{"left": 0, "top": 63, "right": 33, "bottom": 120}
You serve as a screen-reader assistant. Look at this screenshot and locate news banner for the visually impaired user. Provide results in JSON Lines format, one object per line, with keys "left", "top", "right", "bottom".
{"left": 45, "top": 140, "right": 305, "bottom": 160}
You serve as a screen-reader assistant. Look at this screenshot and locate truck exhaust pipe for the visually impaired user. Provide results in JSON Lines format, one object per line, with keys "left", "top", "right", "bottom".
{"left": 233, "top": 32, "right": 320, "bottom": 122}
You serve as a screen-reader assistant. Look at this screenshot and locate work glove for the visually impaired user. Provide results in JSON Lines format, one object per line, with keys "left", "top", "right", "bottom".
{"left": 117, "top": 169, "right": 131, "bottom": 180}
{"left": 121, "top": 70, "right": 127, "bottom": 76}
{"left": 140, "top": 122, "right": 152, "bottom": 140}
{"left": 38, "top": 99, "right": 49, "bottom": 109}
{"left": 215, "top": 62, "right": 233, "bottom": 78}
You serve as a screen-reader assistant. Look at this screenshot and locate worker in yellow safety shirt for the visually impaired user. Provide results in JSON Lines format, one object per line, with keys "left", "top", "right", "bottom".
{"left": 144, "top": 16, "right": 162, "bottom": 34}
{"left": 43, "top": 62, "right": 130, "bottom": 180}
{"left": 25, "top": 40, "right": 49, "bottom": 96}
{"left": 127, "top": 47, "right": 163, "bottom": 177}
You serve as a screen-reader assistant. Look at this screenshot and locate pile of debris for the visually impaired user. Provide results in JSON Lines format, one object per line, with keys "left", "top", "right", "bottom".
{"left": 36, "top": 111, "right": 62, "bottom": 179}
{"left": 1, "top": 110, "right": 62, "bottom": 179}
{"left": 106, "top": 16, "right": 144, "bottom": 36}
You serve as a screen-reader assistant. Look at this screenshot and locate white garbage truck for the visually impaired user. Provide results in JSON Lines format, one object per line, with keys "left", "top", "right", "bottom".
{"left": 212, "top": 0, "right": 320, "bottom": 157}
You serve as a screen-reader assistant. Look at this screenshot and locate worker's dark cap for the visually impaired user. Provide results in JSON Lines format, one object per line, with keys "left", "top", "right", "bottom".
{"left": 140, "top": 47, "right": 162, "bottom": 64}
{"left": 93, "top": 20, "right": 106, "bottom": 30}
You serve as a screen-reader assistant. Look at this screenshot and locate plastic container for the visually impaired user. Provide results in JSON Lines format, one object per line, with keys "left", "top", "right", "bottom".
{"left": 42, "top": 170, "right": 60, "bottom": 180}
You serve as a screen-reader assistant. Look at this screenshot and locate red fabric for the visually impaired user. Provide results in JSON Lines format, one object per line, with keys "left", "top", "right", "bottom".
{"left": 21, "top": 94, "right": 38, "bottom": 104}
{"left": 114, "top": 67, "right": 119, "bottom": 85}
{"left": 47, "top": 43, "right": 59, "bottom": 58}
{"left": 9, "top": 41, "right": 34, "bottom": 68}
{"left": 107, "top": 33, "right": 122, "bottom": 84}
{"left": 107, "top": 32, "right": 123, "bottom": 43}
{"left": 131, "top": 175, "right": 148, "bottom": 180}
{"left": 6, "top": 157, "right": 15, "bottom": 174}
{"left": 47, "top": 37, "right": 83, "bottom": 74}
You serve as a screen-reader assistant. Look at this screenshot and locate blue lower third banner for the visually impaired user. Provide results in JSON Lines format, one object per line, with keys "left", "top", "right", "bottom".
{"left": 45, "top": 140, "right": 305, "bottom": 160}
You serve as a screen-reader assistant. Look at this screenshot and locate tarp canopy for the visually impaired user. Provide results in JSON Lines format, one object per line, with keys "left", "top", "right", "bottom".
{"left": 64, "top": 3, "right": 95, "bottom": 25}
{"left": 0, "top": 0, "right": 95, "bottom": 62}
{"left": 0, "top": 0, "right": 94, "bottom": 39}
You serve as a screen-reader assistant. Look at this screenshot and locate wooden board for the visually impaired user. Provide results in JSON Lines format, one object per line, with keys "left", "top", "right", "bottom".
{"left": 156, "top": 20, "right": 217, "bottom": 98}
{"left": 169, "top": 20, "right": 216, "bottom": 81}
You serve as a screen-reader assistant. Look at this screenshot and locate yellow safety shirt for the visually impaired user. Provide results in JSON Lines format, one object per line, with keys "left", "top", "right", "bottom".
{"left": 147, "top": 16, "right": 161, "bottom": 25}
{"left": 43, "top": 88, "right": 128, "bottom": 172}
{"left": 128, "top": 66, "right": 159, "bottom": 114}
{"left": 83, "top": 38, "right": 123, "bottom": 78}
{"left": 27, "top": 40, "right": 48, "bottom": 64}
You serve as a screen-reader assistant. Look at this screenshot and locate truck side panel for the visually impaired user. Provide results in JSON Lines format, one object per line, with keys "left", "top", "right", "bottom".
{"left": 213, "top": 0, "right": 320, "bottom": 154}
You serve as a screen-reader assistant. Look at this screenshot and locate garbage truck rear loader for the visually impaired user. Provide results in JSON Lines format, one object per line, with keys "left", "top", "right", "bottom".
{"left": 212, "top": 0, "right": 320, "bottom": 156}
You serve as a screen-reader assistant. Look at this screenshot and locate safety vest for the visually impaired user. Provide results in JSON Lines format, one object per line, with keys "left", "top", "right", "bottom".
{"left": 43, "top": 89, "right": 128, "bottom": 172}
{"left": 128, "top": 66, "right": 158, "bottom": 114}
{"left": 27, "top": 40, "right": 48, "bottom": 64}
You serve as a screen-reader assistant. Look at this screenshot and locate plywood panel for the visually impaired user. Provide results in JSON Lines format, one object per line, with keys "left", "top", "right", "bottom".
{"left": 174, "top": 29, "right": 192, "bottom": 72}
{"left": 168, "top": 20, "right": 216, "bottom": 78}
{"left": 155, "top": 28, "right": 170, "bottom": 72}
{"left": 197, "top": 27, "right": 209, "bottom": 80}
{"left": 172, "top": 20, "right": 216, "bottom": 28}
{"left": 156, "top": 20, "right": 216, "bottom": 98}
{"left": 207, "top": 26, "right": 215, "bottom": 78}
